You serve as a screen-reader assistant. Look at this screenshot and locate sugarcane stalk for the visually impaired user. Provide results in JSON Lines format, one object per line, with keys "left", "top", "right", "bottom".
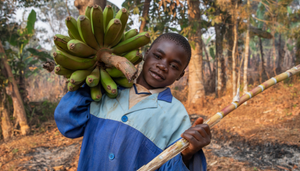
{"left": 138, "top": 64, "right": 300, "bottom": 171}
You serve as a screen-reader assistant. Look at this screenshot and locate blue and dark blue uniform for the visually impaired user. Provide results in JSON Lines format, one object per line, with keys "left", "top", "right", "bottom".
{"left": 54, "top": 85, "right": 207, "bottom": 171}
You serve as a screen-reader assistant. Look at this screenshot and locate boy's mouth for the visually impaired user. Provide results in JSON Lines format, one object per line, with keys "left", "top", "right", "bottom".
{"left": 149, "top": 70, "right": 165, "bottom": 80}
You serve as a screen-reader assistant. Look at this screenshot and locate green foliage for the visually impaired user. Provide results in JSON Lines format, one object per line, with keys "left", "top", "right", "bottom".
{"left": 26, "top": 10, "right": 36, "bottom": 35}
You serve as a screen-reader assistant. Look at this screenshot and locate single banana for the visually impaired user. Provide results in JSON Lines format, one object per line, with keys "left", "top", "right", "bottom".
{"left": 53, "top": 50, "right": 97, "bottom": 70}
{"left": 86, "top": 66, "right": 100, "bottom": 87}
{"left": 124, "top": 29, "right": 138, "bottom": 41}
{"left": 70, "top": 69, "right": 92, "bottom": 85}
{"left": 123, "top": 50, "right": 140, "bottom": 64}
{"left": 100, "top": 67, "right": 118, "bottom": 98}
{"left": 67, "top": 81, "right": 83, "bottom": 91}
{"left": 106, "top": 67, "right": 124, "bottom": 78}
{"left": 85, "top": 5, "right": 93, "bottom": 20}
{"left": 90, "top": 83, "right": 102, "bottom": 101}
{"left": 103, "top": 5, "right": 114, "bottom": 32}
{"left": 68, "top": 30, "right": 75, "bottom": 39}
{"left": 113, "top": 77, "right": 133, "bottom": 88}
{"left": 53, "top": 34, "right": 73, "bottom": 54}
{"left": 91, "top": 5, "right": 104, "bottom": 47}
{"left": 133, "top": 55, "right": 143, "bottom": 65}
{"left": 77, "top": 15, "right": 99, "bottom": 50}
{"left": 65, "top": 16, "right": 82, "bottom": 41}
{"left": 54, "top": 65, "right": 74, "bottom": 78}
{"left": 112, "top": 32, "right": 151, "bottom": 55}
{"left": 110, "top": 8, "right": 129, "bottom": 47}
{"left": 103, "top": 18, "right": 122, "bottom": 47}
{"left": 67, "top": 39, "right": 97, "bottom": 57}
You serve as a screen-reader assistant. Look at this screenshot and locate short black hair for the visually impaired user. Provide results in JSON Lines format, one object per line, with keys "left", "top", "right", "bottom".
{"left": 149, "top": 33, "right": 191, "bottom": 66}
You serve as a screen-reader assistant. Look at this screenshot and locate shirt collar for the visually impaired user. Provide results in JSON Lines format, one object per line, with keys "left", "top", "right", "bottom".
{"left": 133, "top": 83, "right": 172, "bottom": 103}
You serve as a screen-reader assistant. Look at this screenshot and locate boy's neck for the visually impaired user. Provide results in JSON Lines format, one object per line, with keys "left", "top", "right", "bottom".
{"left": 135, "top": 77, "right": 166, "bottom": 91}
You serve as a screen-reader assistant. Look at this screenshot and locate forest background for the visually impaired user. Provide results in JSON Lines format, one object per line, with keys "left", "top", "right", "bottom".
{"left": 0, "top": 0, "right": 300, "bottom": 170}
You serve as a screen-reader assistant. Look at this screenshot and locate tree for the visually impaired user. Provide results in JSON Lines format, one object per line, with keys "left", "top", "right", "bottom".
{"left": 0, "top": 41, "right": 30, "bottom": 135}
{"left": 74, "top": 0, "right": 120, "bottom": 15}
{"left": 243, "top": 0, "right": 250, "bottom": 100}
{"left": 139, "top": 0, "right": 151, "bottom": 32}
{"left": 187, "top": 0, "right": 205, "bottom": 107}
{"left": 75, "top": 0, "right": 107, "bottom": 14}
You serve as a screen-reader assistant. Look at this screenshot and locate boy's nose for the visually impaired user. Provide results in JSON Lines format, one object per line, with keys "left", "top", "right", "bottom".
{"left": 156, "top": 63, "right": 168, "bottom": 72}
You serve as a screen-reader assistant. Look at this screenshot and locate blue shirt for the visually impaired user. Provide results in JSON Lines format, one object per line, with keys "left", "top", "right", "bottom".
{"left": 54, "top": 85, "right": 207, "bottom": 171}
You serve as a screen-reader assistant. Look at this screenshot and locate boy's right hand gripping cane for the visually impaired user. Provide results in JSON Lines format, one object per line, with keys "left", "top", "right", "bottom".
{"left": 137, "top": 65, "right": 300, "bottom": 171}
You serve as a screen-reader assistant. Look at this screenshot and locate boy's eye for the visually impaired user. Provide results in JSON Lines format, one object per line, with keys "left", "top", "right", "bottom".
{"left": 153, "top": 53, "right": 161, "bottom": 59}
{"left": 170, "top": 63, "right": 179, "bottom": 70}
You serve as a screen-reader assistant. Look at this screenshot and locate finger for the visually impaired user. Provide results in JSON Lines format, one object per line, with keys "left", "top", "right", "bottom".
{"left": 199, "top": 124, "right": 211, "bottom": 138}
{"left": 193, "top": 126, "right": 209, "bottom": 140}
{"left": 192, "top": 117, "right": 203, "bottom": 127}
{"left": 181, "top": 132, "right": 199, "bottom": 146}
{"left": 183, "top": 129, "right": 203, "bottom": 142}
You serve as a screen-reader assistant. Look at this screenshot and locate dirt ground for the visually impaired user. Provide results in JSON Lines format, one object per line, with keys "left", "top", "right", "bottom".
{"left": 0, "top": 80, "right": 299, "bottom": 171}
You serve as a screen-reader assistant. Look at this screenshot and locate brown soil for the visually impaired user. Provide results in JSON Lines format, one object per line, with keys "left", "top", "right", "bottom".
{"left": 0, "top": 80, "right": 299, "bottom": 171}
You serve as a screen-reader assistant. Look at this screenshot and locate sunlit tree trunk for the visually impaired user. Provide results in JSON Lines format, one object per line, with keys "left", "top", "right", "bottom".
{"left": 187, "top": 0, "right": 205, "bottom": 107}
{"left": 0, "top": 90, "right": 13, "bottom": 140}
{"left": 75, "top": 0, "right": 107, "bottom": 14}
{"left": 139, "top": 0, "right": 151, "bottom": 33}
{"left": 232, "top": 1, "right": 238, "bottom": 97}
{"left": 0, "top": 41, "right": 30, "bottom": 135}
{"left": 243, "top": 0, "right": 250, "bottom": 99}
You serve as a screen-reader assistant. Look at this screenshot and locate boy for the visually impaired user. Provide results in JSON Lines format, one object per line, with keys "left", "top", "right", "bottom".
{"left": 55, "top": 33, "right": 211, "bottom": 171}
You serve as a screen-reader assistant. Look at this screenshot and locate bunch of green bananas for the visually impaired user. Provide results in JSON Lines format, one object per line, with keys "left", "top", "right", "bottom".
{"left": 52, "top": 5, "right": 150, "bottom": 101}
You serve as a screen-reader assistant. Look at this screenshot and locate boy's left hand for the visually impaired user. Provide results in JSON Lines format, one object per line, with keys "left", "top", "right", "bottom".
{"left": 181, "top": 117, "right": 211, "bottom": 163}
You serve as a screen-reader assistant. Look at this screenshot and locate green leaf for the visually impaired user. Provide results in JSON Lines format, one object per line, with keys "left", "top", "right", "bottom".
{"left": 26, "top": 48, "right": 52, "bottom": 62}
{"left": 287, "top": 43, "right": 295, "bottom": 52}
{"left": 133, "top": 6, "right": 139, "bottom": 14}
{"left": 26, "top": 9, "right": 36, "bottom": 35}
{"left": 209, "top": 47, "right": 215, "bottom": 60}
{"left": 287, "top": 6, "right": 292, "bottom": 15}
{"left": 189, "top": 41, "right": 195, "bottom": 50}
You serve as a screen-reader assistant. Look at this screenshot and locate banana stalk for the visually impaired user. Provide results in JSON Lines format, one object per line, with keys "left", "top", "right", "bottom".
{"left": 97, "top": 49, "right": 137, "bottom": 82}
{"left": 137, "top": 65, "right": 300, "bottom": 171}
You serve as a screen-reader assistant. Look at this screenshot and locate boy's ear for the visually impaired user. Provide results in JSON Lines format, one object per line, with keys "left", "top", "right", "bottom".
{"left": 176, "top": 70, "right": 185, "bottom": 81}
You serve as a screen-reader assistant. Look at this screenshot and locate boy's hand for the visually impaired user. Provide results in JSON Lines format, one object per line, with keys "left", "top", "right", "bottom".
{"left": 180, "top": 117, "right": 211, "bottom": 165}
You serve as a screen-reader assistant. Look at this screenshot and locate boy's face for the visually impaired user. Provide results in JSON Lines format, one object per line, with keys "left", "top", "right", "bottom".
{"left": 137, "top": 39, "right": 189, "bottom": 89}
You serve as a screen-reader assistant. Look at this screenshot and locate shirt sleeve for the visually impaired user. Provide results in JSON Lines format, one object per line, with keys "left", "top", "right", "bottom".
{"left": 54, "top": 84, "right": 93, "bottom": 138}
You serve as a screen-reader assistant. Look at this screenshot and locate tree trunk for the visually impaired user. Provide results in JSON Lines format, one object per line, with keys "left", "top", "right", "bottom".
{"left": 243, "top": 0, "right": 250, "bottom": 100}
{"left": 215, "top": 7, "right": 225, "bottom": 98}
{"left": 0, "top": 41, "right": 30, "bottom": 135}
{"left": 203, "top": 41, "right": 212, "bottom": 76}
{"left": 75, "top": 0, "right": 107, "bottom": 15}
{"left": 232, "top": 1, "right": 238, "bottom": 97}
{"left": 226, "top": 15, "right": 233, "bottom": 95}
{"left": 187, "top": 0, "right": 205, "bottom": 107}
{"left": 259, "top": 37, "right": 268, "bottom": 82}
{"left": 139, "top": 0, "right": 151, "bottom": 33}
{"left": 0, "top": 90, "right": 13, "bottom": 140}
{"left": 296, "top": 38, "right": 300, "bottom": 65}
{"left": 276, "top": 34, "right": 282, "bottom": 74}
